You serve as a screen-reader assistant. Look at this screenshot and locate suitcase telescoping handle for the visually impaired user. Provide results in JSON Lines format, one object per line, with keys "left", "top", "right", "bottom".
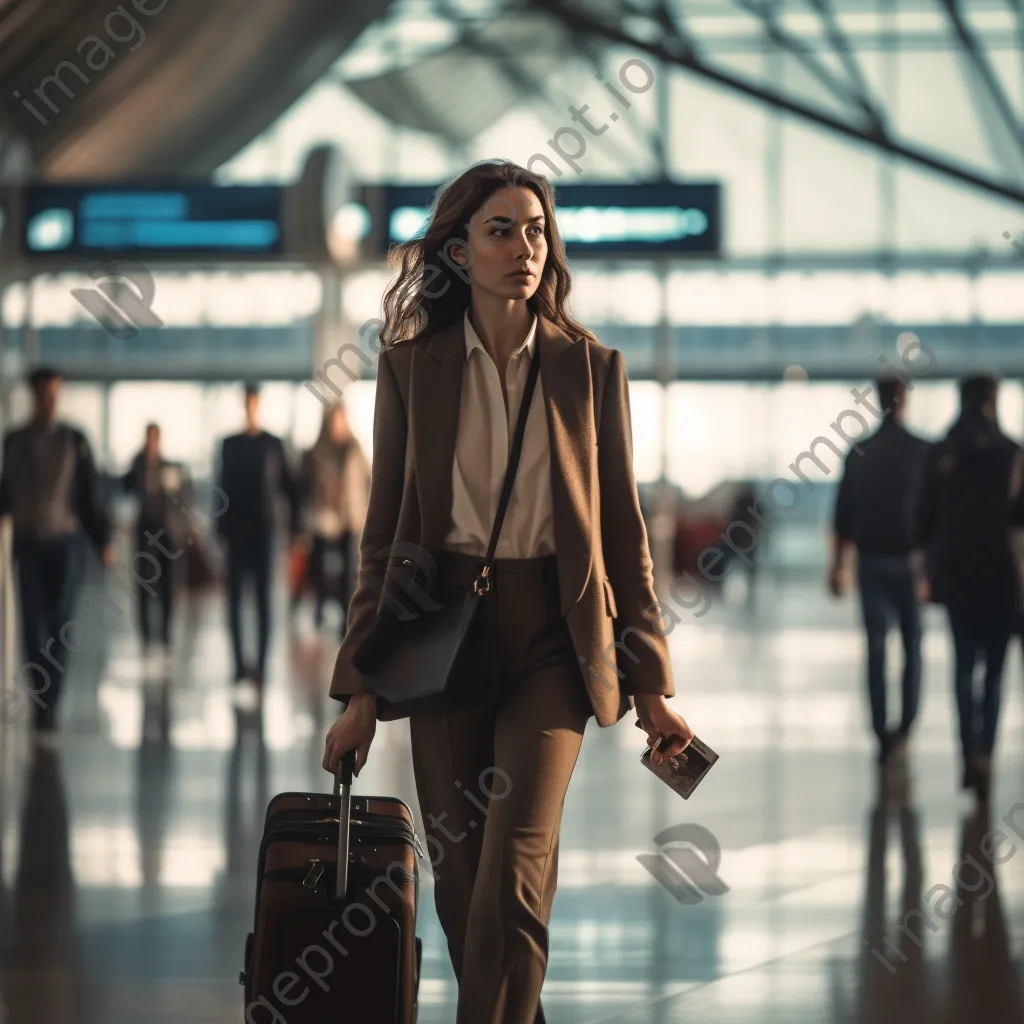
{"left": 333, "top": 748, "right": 356, "bottom": 901}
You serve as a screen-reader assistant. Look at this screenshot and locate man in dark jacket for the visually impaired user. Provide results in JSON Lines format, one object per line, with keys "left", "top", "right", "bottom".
{"left": 0, "top": 366, "right": 114, "bottom": 731}
{"left": 830, "top": 377, "right": 930, "bottom": 766}
{"left": 918, "top": 375, "right": 1024, "bottom": 801}
{"left": 216, "top": 384, "right": 300, "bottom": 686}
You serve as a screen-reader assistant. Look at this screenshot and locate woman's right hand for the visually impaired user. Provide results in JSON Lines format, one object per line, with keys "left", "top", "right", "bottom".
{"left": 322, "top": 694, "right": 378, "bottom": 777}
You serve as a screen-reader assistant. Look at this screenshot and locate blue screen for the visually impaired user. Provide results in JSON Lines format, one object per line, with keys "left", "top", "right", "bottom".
{"left": 378, "top": 181, "right": 722, "bottom": 257}
{"left": 24, "top": 185, "right": 284, "bottom": 257}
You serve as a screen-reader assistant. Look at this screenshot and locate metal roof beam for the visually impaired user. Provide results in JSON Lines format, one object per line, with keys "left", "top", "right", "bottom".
{"left": 806, "top": 0, "right": 884, "bottom": 127}
{"left": 734, "top": 0, "right": 884, "bottom": 128}
{"left": 532, "top": 0, "right": 1024, "bottom": 205}
{"left": 939, "top": 0, "right": 1024, "bottom": 172}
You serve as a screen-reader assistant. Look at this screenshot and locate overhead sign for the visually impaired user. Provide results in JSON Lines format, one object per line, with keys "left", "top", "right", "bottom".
{"left": 12, "top": 172, "right": 720, "bottom": 266}
{"left": 22, "top": 184, "right": 284, "bottom": 258}
{"left": 358, "top": 181, "right": 722, "bottom": 258}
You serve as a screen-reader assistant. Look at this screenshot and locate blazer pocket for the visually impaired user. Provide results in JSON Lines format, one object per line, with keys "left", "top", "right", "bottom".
{"left": 603, "top": 576, "right": 618, "bottom": 620}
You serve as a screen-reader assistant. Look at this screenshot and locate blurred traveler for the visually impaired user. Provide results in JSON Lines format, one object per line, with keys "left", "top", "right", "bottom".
{"left": 120, "top": 423, "right": 191, "bottom": 660}
{"left": 917, "top": 375, "right": 1024, "bottom": 801}
{"left": 298, "top": 401, "right": 370, "bottom": 638}
{"left": 722, "top": 479, "right": 764, "bottom": 607}
{"left": 830, "top": 378, "right": 930, "bottom": 766}
{"left": 0, "top": 366, "right": 115, "bottom": 732}
{"left": 216, "top": 384, "right": 300, "bottom": 686}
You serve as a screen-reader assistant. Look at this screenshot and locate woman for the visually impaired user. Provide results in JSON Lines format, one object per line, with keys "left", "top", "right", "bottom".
{"left": 120, "top": 422, "right": 190, "bottom": 658}
{"left": 321, "top": 160, "right": 692, "bottom": 1023}
{"left": 297, "top": 401, "right": 370, "bottom": 636}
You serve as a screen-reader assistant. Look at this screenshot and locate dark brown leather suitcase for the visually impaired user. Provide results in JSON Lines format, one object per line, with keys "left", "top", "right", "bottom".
{"left": 240, "top": 752, "right": 424, "bottom": 1022}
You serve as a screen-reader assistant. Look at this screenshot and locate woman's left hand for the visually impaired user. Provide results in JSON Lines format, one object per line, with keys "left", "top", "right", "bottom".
{"left": 634, "top": 694, "right": 694, "bottom": 766}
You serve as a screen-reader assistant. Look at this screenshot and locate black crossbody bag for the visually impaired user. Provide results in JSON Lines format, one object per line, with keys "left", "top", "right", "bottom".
{"left": 350, "top": 342, "right": 542, "bottom": 718}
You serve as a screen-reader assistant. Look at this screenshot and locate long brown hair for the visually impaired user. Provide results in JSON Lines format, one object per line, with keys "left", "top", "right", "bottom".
{"left": 378, "top": 159, "right": 596, "bottom": 351}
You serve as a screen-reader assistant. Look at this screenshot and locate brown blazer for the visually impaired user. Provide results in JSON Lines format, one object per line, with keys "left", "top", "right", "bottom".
{"left": 329, "top": 313, "right": 675, "bottom": 728}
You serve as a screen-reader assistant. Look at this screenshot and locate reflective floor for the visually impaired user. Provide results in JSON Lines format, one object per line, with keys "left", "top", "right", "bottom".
{"left": 1, "top": 562, "right": 1023, "bottom": 1023}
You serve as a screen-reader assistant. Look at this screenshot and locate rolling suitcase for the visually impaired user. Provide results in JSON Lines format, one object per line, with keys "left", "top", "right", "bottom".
{"left": 240, "top": 751, "right": 425, "bottom": 1022}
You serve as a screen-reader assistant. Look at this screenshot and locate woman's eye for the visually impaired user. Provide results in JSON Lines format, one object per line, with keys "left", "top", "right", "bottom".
{"left": 491, "top": 225, "right": 544, "bottom": 237}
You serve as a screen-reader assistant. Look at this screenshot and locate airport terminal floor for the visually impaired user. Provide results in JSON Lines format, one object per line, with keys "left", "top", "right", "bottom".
{"left": 1, "top": 559, "right": 1022, "bottom": 1024}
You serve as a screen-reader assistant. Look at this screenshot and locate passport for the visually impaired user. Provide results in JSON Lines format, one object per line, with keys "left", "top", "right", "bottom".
{"left": 636, "top": 720, "right": 718, "bottom": 800}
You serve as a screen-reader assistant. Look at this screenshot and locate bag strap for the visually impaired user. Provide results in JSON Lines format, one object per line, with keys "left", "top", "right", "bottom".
{"left": 473, "top": 337, "right": 542, "bottom": 596}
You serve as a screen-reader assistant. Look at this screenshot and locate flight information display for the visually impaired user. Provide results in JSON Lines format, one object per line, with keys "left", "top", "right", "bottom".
{"left": 23, "top": 184, "right": 284, "bottom": 258}
{"left": 368, "top": 181, "right": 722, "bottom": 257}
{"left": 19, "top": 179, "right": 722, "bottom": 263}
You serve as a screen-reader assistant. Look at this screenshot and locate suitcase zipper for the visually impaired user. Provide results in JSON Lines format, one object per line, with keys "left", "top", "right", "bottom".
{"left": 261, "top": 815, "right": 422, "bottom": 855}
{"left": 303, "top": 859, "right": 326, "bottom": 889}
{"left": 266, "top": 809, "right": 417, "bottom": 837}
{"left": 260, "top": 824, "right": 417, "bottom": 856}
{"left": 254, "top": 823, "right": 420, "bottom": 913}
{"left": 263, "top": 804, "right": 426, "bottom": 860}
{"left": 262, "top": 859, "right": 416, "bottom": 889}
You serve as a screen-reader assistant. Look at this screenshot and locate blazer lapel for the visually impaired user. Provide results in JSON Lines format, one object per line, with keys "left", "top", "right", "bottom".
{"left": 409, "top": 319, "right": 464, "bottom": 556}
{"left": 537, "top": 316, "right": 595, "bottom": 615}
{"left": 409, "top": 313, "right": 595, "bottom": 615}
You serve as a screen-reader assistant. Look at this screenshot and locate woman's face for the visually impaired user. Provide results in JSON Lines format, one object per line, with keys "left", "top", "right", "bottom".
{"left": 459, "top": 186, "right": 548, "bottom": 303}
{"left": 328, "top": 408, "right": 349, "bottom": 444}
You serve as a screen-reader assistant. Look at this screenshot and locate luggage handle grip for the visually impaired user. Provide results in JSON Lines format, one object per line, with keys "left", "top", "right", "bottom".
{"left": 333, "top": 748, "right": 356, "bottom": 795}
{"left": 333, "top": 749, "right": 356, "bottom": 901}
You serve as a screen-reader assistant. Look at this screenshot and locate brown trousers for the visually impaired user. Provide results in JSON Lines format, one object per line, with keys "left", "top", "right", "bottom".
{"left": 409, "top": 552, "right": 592, "bottom": 1024}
